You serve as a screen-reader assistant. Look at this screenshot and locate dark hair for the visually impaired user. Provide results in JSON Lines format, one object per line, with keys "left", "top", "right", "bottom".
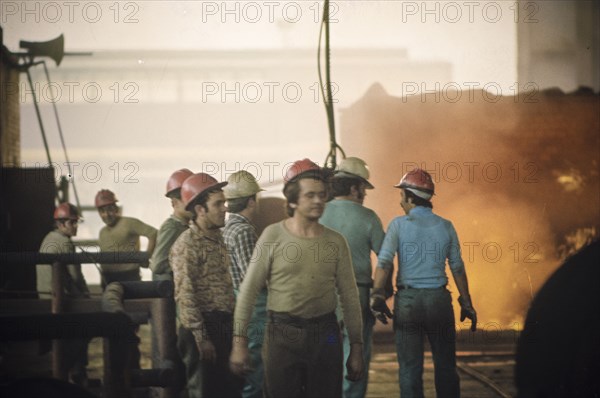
{"left": 227, "top": 195, "right": 255, "bottom": 214}
{"left": 189, "top": 188, "right": 222, "bottom": 218}
{"left": 166, "top": 188, "right": 182, "bottom": 200}
{"left": 283, "top": 179, "right": 301, "bottom": 217}
{"left": 283, "top": 177, "right": 328, "bottom": 217}
{"left": 404, "top": 189, "right": 433, "bottom": 209}
{"left": 55, "top": 219, "right": 68, "bottom": 228}
{"left": 330, "top": 177, "right": 361, "bottom": 197}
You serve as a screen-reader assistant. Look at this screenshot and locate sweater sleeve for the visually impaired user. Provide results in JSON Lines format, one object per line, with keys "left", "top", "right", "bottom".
{"left": 335, "top": 236, "right": 363, "bottom": 344}
{"left": 233, "top": 229, "right": 271, "bottom": 337}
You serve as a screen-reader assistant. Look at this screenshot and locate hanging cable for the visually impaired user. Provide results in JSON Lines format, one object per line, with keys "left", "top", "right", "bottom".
{"left": 317, "top": 0, "right": 345, "bottom": 170}
{"left": 23, "top": 64, "right": 63, "bottom": 203}
{"left": 41, "top": 61, "right": 81, "bottom": 209}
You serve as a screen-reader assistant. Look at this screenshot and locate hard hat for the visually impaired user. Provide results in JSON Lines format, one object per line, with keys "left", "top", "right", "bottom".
{"left": 284, "top": 158, "right": 323, "bottom": 187}
{"left": 334, "top": 157, "right": 374, "bottom": 189}
{"left": 165, "top": 168, "right": 194, "bottom": 197}
{"left": 181, "top": 173, "right": 228, "bottom": 210}
{"left": 223, "top": 171, "right": 264, "bottom": 199}
{"left": 394, "top": 169, "right": 435, "bottom": 200}
{"left": 54, "top": 202, "right": 80, "bottom": 220}
{"left": 95, "top": 189, "right": 118, "bottom": 208}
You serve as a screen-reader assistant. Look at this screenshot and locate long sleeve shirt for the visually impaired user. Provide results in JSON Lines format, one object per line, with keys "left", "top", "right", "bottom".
{"left": 234, "top": 221, "right": 363, "bottom": 344}
{"left": 170, "top": 222, "right": 235, "bottom": 344}
{"left": 150, "top": 215, "right": 188, "bottom": 280}
{"left": 222, "top": 213, "right": 258, "bottom": 290}
{"left": 377, "top": 206, "right": 465, "bottom": 288}
{"left": 37, "top": 230, "right": 89, "bottom": 299}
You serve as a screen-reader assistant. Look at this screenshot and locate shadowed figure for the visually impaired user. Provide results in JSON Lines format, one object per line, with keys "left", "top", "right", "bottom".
{"left": 516, "top": 240, "right": 600, "bottom": 398}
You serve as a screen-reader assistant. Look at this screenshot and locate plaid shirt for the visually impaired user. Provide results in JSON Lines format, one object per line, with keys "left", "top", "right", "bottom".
{"left": 222, "top": 213, "right": 258, "bottom": 290}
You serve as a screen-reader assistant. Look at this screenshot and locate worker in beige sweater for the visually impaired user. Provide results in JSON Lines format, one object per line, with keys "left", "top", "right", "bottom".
{"left": 230, "top": 158, "right": 364, "bottom": 398}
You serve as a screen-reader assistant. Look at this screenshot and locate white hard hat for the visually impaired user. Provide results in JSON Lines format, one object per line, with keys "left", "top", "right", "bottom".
{"left": 223, "top": 171, "right": 264, "bottom": 199}
{"left": 334, "top": 157, "right": 374, "bottom": 189}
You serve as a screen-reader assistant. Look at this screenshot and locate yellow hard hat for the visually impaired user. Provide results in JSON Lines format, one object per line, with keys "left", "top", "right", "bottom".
{"left": 223, "top": 171, "right": 264, "bottom": 199}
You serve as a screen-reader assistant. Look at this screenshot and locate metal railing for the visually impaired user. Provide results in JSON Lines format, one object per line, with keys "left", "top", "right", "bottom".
{"left": 0, "top": 251, "right": 179, "bottom": 398}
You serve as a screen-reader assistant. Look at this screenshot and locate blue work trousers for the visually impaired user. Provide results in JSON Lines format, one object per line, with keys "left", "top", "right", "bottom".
{"left": 234, "top": 288, "right": 268, "bottom": 398}
{"left": 342, "top": 285, "right": 375, "bottom": 398}
{"left": 394, "top": 287, "right": 460, "bottom": 398}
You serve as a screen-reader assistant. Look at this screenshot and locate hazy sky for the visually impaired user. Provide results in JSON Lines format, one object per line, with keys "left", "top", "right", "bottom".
{"left": 2, "top": 1, "right": 518, "bottom": 87}
{"left": 3, "top": 0, "right": 521, "bottom": 285}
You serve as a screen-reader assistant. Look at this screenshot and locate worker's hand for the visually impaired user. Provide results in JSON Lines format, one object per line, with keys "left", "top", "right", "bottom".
{"left": 458, "top": 295, "right": 477, "bottom": 332}
{"left": 199, "top": 339, "right": 217, "bottom": 363}
{"left": 383, "top": 271, "right": 395, "bottom": 299}
{"left": 345, "top": 344, "right": 364, "bottom": 381}
{"left": 370, "top": 288, "right": 393, "bottom": 325}
{"left": 229, "top": 337, "right": 252, "bottom": 376}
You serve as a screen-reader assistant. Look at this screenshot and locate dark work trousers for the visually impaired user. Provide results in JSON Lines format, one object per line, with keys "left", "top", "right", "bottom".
{"left": 101, "top": 269, "right": 142, "bottom": 370}
{"left": 202, "top": 310, "right": 244, "bottom": 398}
{"left": 178, "top": 325, "right": 202, "bottom": 398}
{"left": 101, "top": 269, "right": 141, "bottom": 289}
{"left": 263, "top": 311, "right": 343, "bottom": 398}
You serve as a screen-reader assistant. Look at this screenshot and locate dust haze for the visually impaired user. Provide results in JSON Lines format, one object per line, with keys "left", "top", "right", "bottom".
{"left": 342, "top": 84, "right": 600, "bottom": 326}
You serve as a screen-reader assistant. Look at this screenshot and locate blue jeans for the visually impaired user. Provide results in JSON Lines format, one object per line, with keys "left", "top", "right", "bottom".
{"left": 394, "top": 287, "right": 459, "bottom": 398}
{"left": 342, "top": 286, "right": 375, "bottom": 398}
{"left": 235, "top": 288, "right": 268, "bottom": 398}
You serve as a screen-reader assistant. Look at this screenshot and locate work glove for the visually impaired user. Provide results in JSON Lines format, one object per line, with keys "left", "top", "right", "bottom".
{"left": 458, "top": 295, "right": 477, "bottom": 332}
{"left": 383, "top": 270, "right": 395, "bottom": 299}
{"left": 370, "top": 288, "right": 393, "bottom": 324}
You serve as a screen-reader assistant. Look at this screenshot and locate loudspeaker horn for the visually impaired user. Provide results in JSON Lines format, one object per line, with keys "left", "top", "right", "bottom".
{"left": 19, "top": 34, "right": 64, "bottom": 66}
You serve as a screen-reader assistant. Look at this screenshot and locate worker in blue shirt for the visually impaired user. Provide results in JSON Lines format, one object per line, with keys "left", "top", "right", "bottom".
{"left": 370, "top": 168, "right": 477, "bottom": 398}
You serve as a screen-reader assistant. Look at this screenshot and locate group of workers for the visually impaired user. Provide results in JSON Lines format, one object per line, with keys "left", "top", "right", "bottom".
{"left": 37, "top": 156, "right": 477, "bottom": 398}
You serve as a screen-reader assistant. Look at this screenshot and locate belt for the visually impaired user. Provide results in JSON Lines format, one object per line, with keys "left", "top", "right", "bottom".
{"left": 268, "top": 311, "right": 336, "bottom": 327}
{"left": 357, "top": 282, "right": 373, "bottom": 288}
{"left": 201, "top": 310, "right": 233, "bottom": 322}
{"left": 396, "top": 284, "right": 447, "bottom": 290}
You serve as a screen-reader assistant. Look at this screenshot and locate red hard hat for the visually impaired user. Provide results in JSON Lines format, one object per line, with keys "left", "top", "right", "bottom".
{"left": 54, "top": 202, "right": 80, "bottom": 220}
{"left": 181, "top": 173, "right": 227, "bottom": 210}
{"left": 166, "top": 168, "right": 193, "bottom": 197}
{"left": 95, "top": 189, "right": 118, "bottom": 208}
{"left": 284, "top": 159, "right": 323, "bottom": 187}
{"left": 395, "top": 169, "right": 435, "bottom": 199}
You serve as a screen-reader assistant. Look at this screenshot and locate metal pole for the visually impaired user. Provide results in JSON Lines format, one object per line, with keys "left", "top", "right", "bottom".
{"left": 152, "top": 297, "right": 178, "bottom": 398}
{"left": 25, "top": 68, "right": 53, "bottom": 167}
{"left": 42, "top": 60, "right": 82, "bottom": 208}
{"left": 51, "top": 261, "right": 67, "bottom": 380}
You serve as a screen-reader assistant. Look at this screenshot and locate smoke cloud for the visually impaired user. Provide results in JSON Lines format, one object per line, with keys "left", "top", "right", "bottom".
{"left": 341, "top": 84, "right": 599, "bottom": 326}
